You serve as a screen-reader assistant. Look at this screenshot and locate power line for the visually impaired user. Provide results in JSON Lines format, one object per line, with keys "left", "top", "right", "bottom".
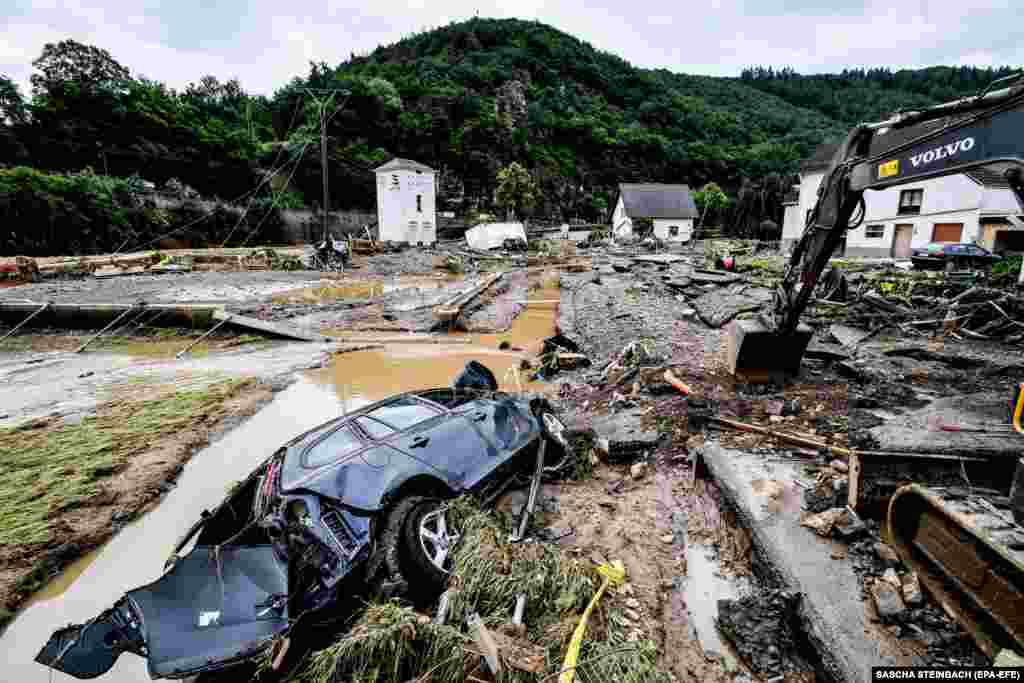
{"left": 114, "top": 96, "right": 308, "bottom": 255}
{"left": 238, "top": 141, "right": 311, "bottom": 248}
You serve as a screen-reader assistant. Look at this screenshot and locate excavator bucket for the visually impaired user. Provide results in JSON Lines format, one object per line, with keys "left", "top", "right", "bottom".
{"left": 726, "top": 319, "right": 813, "bottom": 379}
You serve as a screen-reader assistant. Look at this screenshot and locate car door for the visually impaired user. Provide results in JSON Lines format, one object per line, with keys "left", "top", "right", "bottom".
{"left": 362, "top": 396, "right": 492, "bottom": 490}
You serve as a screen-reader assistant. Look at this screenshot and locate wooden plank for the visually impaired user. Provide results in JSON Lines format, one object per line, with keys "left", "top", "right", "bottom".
{"left": 434, "top": 272, "right": 505, "bottom": 322}
{"left": 848, "top": 453, "right": 862, "bottom": 512}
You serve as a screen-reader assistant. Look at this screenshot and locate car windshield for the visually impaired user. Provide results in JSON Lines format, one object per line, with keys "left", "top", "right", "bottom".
{"left": 368, "top": 397, "right": 441, "bottom": 431}
{"left": 355, "top": 416, "right": 396, "bottom": 440}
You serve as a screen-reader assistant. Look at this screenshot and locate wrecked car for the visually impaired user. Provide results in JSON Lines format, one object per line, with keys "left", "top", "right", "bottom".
{"left": 36, "top": 383, "right": 567, "bottom": 680}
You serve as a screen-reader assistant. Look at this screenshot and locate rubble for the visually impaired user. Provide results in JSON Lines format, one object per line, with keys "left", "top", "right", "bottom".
{"left": 873, "top": 542, "right": 901, "bottom": 568}
{"left": 716, "top": 590, "right": 803, "bottom": 678}
{"left": 590, "top": 408, "right": 662, "bottom": 461}
{"left": 901, "top": 571, "right": 923, "bottom": 606}
{"left": 870, "top": 579, "right": 906, "bottom": 623}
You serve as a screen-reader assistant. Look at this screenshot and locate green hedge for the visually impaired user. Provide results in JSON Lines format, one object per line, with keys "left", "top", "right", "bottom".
{"left": 0, "top": 166, "right": 285, "bottom": 256}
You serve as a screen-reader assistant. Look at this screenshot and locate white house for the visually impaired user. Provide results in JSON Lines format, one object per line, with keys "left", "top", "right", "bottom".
{"left": 783, "top": 143, "right": 1024, "bottom": 257}
{"left": 611, "top": 183, "right": 698, "bottom": 242}
{"left": 374, "top": 158, "right": 437, "bottom": 244}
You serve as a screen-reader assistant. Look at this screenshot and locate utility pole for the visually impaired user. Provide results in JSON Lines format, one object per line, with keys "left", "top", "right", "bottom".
{"left": 304, "top": 88, "right": 351, "bottom": 244}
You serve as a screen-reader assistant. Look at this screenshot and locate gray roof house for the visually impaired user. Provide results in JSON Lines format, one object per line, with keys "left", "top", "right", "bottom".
{"left": 374, "top": 157, "right": 436, "bottom": 174}
{"left": 612, "top": 183, "right": 699, "bottom": 241}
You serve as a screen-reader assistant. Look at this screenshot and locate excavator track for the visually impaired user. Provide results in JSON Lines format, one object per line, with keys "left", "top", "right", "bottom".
{"left": 887, "top": 484, "right": 1024, "bottom": 658}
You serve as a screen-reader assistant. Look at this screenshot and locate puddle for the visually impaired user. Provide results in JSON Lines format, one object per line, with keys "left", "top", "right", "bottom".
{"left": 683, "top": 541, "right": 752, "bottom": 658}
{"left": 0, "top": 379, "right": 352, "bottom": 683}
{"left": 310, "top": 286, "right": 560, "bottom": 404}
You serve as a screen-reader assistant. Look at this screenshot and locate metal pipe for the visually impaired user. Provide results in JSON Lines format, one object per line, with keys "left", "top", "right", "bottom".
{"left": 0, "top": 301, "right": 49, "bottom": 343}
{"left": 74, "top": 304, "right": 140, "bottom": 353}
{"left": 511, "top": 437, "right": 546, "bottom": 543}
{"left": 175, "top": 315, "right": 232, "bottom": 359}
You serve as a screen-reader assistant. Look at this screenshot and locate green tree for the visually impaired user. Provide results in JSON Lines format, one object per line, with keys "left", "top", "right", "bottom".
{"left": 495, "top": 162, "right": 538, "bottom": 219}
{"left": 693, "top": 181, "right": 730, "bottom": 230}
{"left": 30, "top": 40, "right": 130, "bottom": 96}
{"left": 0, "top": 76, "right": 28, "bottom": 124}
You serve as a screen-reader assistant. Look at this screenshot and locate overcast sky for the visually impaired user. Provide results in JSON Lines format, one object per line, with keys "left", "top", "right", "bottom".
{"left": 2, "top": 0, "right": 1021, "bottom": 97}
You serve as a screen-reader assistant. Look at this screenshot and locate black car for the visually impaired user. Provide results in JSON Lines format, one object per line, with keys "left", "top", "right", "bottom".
{"left": 910, "top": 243, "right": 1001, "bottom": 270}
{"left": 37, "top": 384, "right": 567, "bottom": 681}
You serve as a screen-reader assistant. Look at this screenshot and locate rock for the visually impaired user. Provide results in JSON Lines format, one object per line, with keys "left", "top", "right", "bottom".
{"left": 882, "top": 568, "right": 901, "bottom": 589}
{"left": 902, "top": 571, "right": 923, "bottom": 606}
{"left": 624, "top": 607, "right": 641, "bottom": 622}
{"left": 871, "top": 580, "right": 906, "bottom": 623}
{"left": 801, "top": 507, "right": 844, "bottom": 536}
{"left": 722, "top": 653, "right": 740, "bottom": 674}
{"left": 660, "top": 533, "right": 675, "bottom": 544}
{"left": 833, "top": 507, "right": 867, "bottom": 539}
{"left": 765, "top": 400, "right": 784, "bottom": 416}
{"left": 630, "top": 462, "right": 648, "bottom": 480}
{"left": 625, "top": 598, "right": 641, "bottom": 609}
{"left": 590, "top": 408, "right": 662, "bottom": 461}
{"left": 769, "top": 415, "right": 783, "bottom": 423}
{"left": 782, "top": 399, "right": 801, "bottom": 416}
{"left": 874, "top": 542, "right": 901, "bottom": 568}
{"left": 829, "top": 459, "right": 849, "bottom": 473}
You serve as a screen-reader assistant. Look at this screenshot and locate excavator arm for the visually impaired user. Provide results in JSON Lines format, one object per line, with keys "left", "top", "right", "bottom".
{"left": 730, "top": 73, "right": 1024, "bottom": 376}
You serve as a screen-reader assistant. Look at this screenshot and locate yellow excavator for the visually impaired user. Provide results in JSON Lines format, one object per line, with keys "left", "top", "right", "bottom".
{"left": 731, "top": 73, "right": 1024, "bottom": 660}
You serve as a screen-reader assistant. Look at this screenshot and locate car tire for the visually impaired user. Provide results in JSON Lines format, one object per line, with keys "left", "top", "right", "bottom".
{"left": 398, "top": 497, "right": 458, "bottom": 601}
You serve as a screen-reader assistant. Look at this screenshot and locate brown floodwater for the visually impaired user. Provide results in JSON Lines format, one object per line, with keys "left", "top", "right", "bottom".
{"left": 1, "top": 283, "right": 561, "bottom": 682}
{"left": 308, "top": 287, "right": 560, "bottom": 404}
{"left": 270, "top": 275, "right": 458, "bottom": 304}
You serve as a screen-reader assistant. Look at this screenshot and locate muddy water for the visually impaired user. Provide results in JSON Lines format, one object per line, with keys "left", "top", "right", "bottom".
{"left": 271, "top": 275, "right": 457, "bottom": 304}
{"left": 683, "top": 541, "right": 752, "bottom": 658}
{"left": 0, "top": 379, "right": 357, "bottom": 683}
{"left": 309, "top": 290, "right": 559, "bottom": 404}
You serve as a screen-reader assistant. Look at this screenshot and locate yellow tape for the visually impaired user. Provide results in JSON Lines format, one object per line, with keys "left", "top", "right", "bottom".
{"left": 1013, "top": 383, "right": 1024, "bottom": 435}
{"left": 559, "top": 561, "right": 626, "bottom": 683}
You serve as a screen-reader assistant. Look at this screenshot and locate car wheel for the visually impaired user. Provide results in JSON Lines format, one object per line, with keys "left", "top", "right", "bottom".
{"left": 399, "top": 497, "right": 459, "bottom": 597}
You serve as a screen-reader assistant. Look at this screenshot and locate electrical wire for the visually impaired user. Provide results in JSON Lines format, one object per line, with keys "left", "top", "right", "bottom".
{"left": 238, "top": 142, "right": 311, "bottom": 248}
{"left": 113, "top": 97, "right": 308, "bottom": 255}
{"left": 218, "top": 98, "right": 309, "bottom": 248}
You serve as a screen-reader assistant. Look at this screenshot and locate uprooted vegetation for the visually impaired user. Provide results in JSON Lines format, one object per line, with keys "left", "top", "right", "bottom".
{"left": 290, "top": 498, "right": 669, "bottom": 683}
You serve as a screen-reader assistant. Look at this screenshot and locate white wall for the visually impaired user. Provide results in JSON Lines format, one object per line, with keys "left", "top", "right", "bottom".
{"left": 862, "top": 174, "right": 981, "bottom": 222}
{"left": 653, "top": 218, "right": 693, "bottom": 242}
{"left": 981, "top": 187, "right": 1024, "bottom": 214}
{"left": 375, "top": 168, "right": 437, "bottom": 244}
{"left": 784, "top": 172, "right": 825, "bottom": 243}
{"left": 846, "top": 209, "right": 981, "bottom": 255}
{"left": 612, "top": 196, "right": 632, "bottom": 236}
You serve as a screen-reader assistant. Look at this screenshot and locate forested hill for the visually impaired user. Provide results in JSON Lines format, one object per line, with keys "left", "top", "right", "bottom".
{"left": 0, "top": 17, "right": 1017, "bottom": 225}
{"left": 739, "top": 66, "right": 1020, "bottom": 127}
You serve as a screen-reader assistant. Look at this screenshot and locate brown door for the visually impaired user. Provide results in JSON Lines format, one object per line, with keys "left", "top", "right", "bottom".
{"left": 892, "top": 224, "right": 914, "bottom": 257}
{"left": 932, "top": 223, "right": 963, "bottom": 243}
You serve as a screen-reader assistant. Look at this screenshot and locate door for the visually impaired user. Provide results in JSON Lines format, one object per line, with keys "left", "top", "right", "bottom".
{"left": 892, "top": 224, "right": 914, "bottom": 258}
{"left": 932, "top": 223, "right": 963, "bottom": 243}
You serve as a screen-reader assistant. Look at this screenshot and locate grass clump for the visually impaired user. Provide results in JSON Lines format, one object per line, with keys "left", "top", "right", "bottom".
{"left": 289, "top": 499, "right": 670, "bottom": 683}
{"left": 0, "top": 377, "right": 254, "bottom": 548}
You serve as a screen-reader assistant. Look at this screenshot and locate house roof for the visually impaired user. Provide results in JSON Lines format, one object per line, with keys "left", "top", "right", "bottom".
{"left": 617, "top": 183, "right": 698, "bottom": 219}
{"left": 967, "top": 168, "right": 1013, "bottom": 189}
{"left": 801, "top": 143, "right": 840, "bottom": 172}
{"left": 374, "top": 157, "right": 436, "bottom": 174}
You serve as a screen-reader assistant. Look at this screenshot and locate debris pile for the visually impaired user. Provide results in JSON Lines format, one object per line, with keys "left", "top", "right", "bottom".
{"left": 293, "top": 499, "right": 670, "bottom": 683}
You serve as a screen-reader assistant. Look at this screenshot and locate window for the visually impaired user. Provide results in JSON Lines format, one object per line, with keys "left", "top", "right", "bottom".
{"left": 355, "top": 416, "right": 395, "bottom": 440}
{"left": 668, "top": 225, "right": 680, "bottom": 237}
{"left": 416, "top": 194, "right": 422, "bottom": 212}
{"left": 303, "top": 427, "right": 363, "bottom": 468}
{"left": 898, "top": 189, "right": 923, "bottom": 215}
{"left": 865, "top": 224, "right": 885, "bottom": 239}
{"left": 368, "top": 397, "right": 441, "bottom": 431}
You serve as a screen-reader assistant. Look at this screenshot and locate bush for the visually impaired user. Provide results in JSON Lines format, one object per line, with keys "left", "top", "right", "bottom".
{"left": 992, "top": 255, "right": 1022, "bottom": 287}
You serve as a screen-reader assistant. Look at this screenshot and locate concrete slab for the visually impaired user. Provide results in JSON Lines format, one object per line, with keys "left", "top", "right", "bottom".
{"left": 701, "top": 442, "right": 906, "bottom": 683}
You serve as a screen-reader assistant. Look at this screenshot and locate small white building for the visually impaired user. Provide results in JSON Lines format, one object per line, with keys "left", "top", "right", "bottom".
{"left": 374, "top": 158, "right": 437, "bottom": 244}
{"left": 611, "top": 183, "right": 697, "bottom": 241}
{"left": 783, "top": 144, "right": 1024, "bottom": 257}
